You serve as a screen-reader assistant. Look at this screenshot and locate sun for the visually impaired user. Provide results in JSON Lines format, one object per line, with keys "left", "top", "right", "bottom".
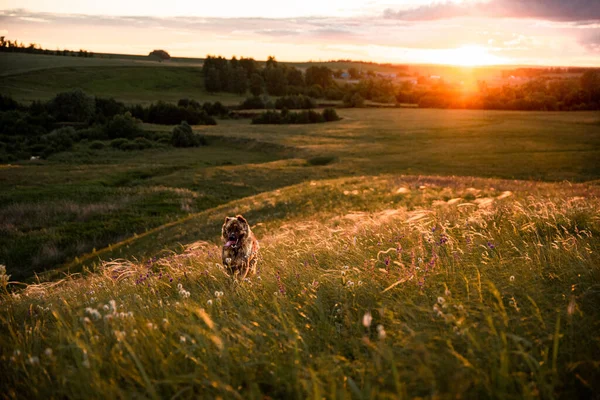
{"left": 437, "top": 45, "right": 507, "bottom": 67}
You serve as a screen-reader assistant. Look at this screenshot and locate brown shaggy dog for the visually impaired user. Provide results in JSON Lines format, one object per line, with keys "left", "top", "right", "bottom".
{"left": 221, "top": 215, "right": 260, "bottom": 279}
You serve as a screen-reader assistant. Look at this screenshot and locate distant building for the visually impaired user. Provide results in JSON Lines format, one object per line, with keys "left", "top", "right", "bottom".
{"left": 340, "top": 72, "right": 350, "bottom": 79}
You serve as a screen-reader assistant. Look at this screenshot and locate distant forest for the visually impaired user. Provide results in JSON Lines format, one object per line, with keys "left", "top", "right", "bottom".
{"left": 0, "top": 36, "right": 94, "bottom": 58}
{"left": 204, "top": 54, "right": 600, "bottom": 111}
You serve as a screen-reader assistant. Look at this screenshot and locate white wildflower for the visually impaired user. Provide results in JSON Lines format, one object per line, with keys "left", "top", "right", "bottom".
{"left": 377, "top": 324, "right": 386, "bottom": 339}
{"left": 109, "top": 300, "right": 117, "bottom": 313}
{"left": 180, "top": 336, "right": 186, "bottom": 343}
{"left": 27, "top": 356, "right": 40, "bottom": 365}
{"left": 44, "top": 348, "right": 53, "bottom": 357}
{"left": 362, "top": 311, "right": 372, "bottom": 328}
{"left": 510, "top": 275, "right": 515, "bottom": 282}
{"left": 207, "top": 299, "right": 213, "bottom": 305}
{"left": 437, "top": 297, "right": 445, "bottom": 305}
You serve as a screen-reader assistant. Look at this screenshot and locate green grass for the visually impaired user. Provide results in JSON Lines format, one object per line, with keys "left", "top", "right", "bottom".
{"left": 0, "top": 63, "right": 245, "bottom": 105}
{"left": 1, "top": 175, "right": 599, "bottom": 398}
{"left": 2, "top": 109, "right": 600, "bottom": 281}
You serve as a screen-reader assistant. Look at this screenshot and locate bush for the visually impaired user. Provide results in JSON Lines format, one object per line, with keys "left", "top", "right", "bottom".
{"left": 89, "top": 141, "right": 105, "bottom": 150}
{"left": 105, "top": 113, "right": 142, "bottom": 139}
{"left": 95, "top": 98, "right": 126, "bottom": 122}
{"left": 239, "top": 96, "right": 267, "bottom": 110}
{"left": 41, "top": 127, "right": 76, "bottom": 153}
{"left": 275, "top": 95, "right": 316, "bottom": 110}
{"left": 110, "top": 138, "right": 129, "bottom": 149}
{"left": 171, "top": 121, "right": 206, "bottom": 147}
{"left": 343, "top": 92, "right": 365, "bottom": 108}
{"left": 134, "top": 137, "right": 155, "bottom": 149}
{"left": 252, "top": 109, "right": 338, "bottom": 125}
{"left": 0, "top": 94, "right": 20, "bottom": 111}
{"left": 322, "top": 108, "right": 341, "bottom": 122}
{"left": 49, "top": 89, "right": 95, "bottom": 122}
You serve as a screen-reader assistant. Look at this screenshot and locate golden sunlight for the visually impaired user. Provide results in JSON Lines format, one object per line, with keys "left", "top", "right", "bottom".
{"left": 437, "top": 45, "right": 508, "bottom": 66}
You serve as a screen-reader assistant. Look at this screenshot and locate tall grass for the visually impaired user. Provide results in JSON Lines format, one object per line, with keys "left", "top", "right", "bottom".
{"left": 1, "top": 177, "right": 599, "bottom": 398}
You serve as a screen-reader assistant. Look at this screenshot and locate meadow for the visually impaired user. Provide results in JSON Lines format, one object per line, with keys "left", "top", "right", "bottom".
{"left": 1, "top": 175, "right": 599, "bottom": 398}
{"left": 1, "top": 53, "right": 600, "bottom": 398}
{"left": 2, "top": 108, "right": 600, "bottom": 281}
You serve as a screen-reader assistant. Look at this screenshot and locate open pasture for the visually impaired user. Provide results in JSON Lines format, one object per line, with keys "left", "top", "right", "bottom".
{"left": 2, "top": 108, "right": 600, "bottom": 281}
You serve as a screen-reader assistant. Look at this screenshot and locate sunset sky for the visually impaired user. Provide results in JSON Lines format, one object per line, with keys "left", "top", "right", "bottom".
{"left": 1, "top": 0, "right": 600, "bottom": 66}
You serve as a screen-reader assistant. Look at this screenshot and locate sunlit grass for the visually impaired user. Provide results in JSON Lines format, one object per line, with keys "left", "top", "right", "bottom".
{"left": 1, "top": 176, "right": 599, "bottom": 398}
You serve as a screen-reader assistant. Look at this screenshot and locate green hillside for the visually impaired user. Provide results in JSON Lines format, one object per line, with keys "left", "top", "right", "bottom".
{"left": 1, "top": 174, "right": 599, "bottom": 399}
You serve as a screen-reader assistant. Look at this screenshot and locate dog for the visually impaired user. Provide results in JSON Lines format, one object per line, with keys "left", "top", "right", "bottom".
{"left": 221, "top": 215, "right": 260, "bottom": 279}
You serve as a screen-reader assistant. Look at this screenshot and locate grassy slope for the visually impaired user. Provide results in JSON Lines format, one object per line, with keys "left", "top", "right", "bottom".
{"left": 2, "top": 109, "right": 600, "bottom": 280}
{"left": 1, "top": 175, "right": 599, "bottom": 399}
{"left": 0, "top": 64, "right": 244, "bottom": 105}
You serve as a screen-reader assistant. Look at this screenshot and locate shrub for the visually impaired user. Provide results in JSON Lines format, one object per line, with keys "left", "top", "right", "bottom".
{"left": 110, "top": 138, "right": 129, "bottom": 149}
{"left": 239, "top": 96, "right": 267, "bottom": 110}
{"left": 171, "top": 121, "right": 205, "bottom": 147}
{"left": 275, "top": 95, "right": 316, "bottom": 110}
{"left": 95, "top": 98, "right": 126, "bottom": 122}
{"left": 322, "top": 108, "right": 341, "bottom": 122}
{"left": 134, "top": 137, "right": 154, "bottom": 149}
{"left": 89, "top": 141, "right": 105, "bottom": 150}
{"left": 252, "top": 109, "right": 337, "bottom": 125}
{"left": 105, "top": 113, "right": 142, "bottom": 139}
{"left": 41, "top": 127, "right": 76, "bottom": 152}
{"left": 0, "top": 94, "right": 20, "bottom": 111}
{"left": 343, "top": 92, "right": 365, "bottom": 108}
{"left": 49, "top": 89, "right": 95, "bottom": 122}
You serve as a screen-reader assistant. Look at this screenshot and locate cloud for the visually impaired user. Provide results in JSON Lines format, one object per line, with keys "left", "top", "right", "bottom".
{"left": 385, "top": 0, "right": 600, "bottom": 22}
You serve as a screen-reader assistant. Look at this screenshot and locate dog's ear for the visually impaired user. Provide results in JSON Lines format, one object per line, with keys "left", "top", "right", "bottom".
{"left": 236, "top": 215, "right": 248, "bottom": 226}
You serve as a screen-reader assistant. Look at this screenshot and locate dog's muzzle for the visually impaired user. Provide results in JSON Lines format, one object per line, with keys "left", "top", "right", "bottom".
{"left": 225, "top": 234, "right": 238, "bottom": 248}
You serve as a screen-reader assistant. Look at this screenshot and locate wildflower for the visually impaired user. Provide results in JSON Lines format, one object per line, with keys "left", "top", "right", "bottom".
{"left": 509, "top": 275, "right": 515, "bottom": 282}
{"left": 180, "top": 336, "right": 186, "bottom": 343}
{"left": 347, "top": 280, "right": 355, "bottom": 287}
{"left": 207, "top": 299, "right": 213, "bottom": 305}
{"left": 214, "top": 291, "right": 224, "bottom": 298}
{"left": 109, "top": 300, "right": 117, "bottom": 313}
{"left": 103, "top": 304, "right": 110, "bottom": 311}
{"left": 444, "top": 288, "right": 451, "bottom": 297}
{"left": 377, "top": 324, "right": 386, "bottom": 339}
{"left": 146, "top": 322, "right": 154, "bottom": 330}
{"left": 358, "top": 281, "right": 363, "bottom": 286}
{"left": 27, "top": 356, "right": 40, "bottom": 365}
{"left": 83, "top": 317, "right": 91, "bottom": 324}
{"left": 487, "top": 242, "right": 496, "bottom": 249}
{"left": 85, "top": 308, "right": 101, "bottom": 320}
{"left": 362, "top": 311, "right": 372, "bottom": 328}
{"left": 44, "top": 348, "right": 53, "bottom": 357}
{"left": 437, "top": 297, "right": 445, "bottom": 305}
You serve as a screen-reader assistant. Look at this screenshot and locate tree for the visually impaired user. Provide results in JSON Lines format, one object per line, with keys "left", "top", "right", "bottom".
{"left": 348, "top": 67, "right": 360, "bottom": 79}
{"left": 231, "top": 67, "right": 248, "bottom": 95}
{"left": 305, "top": 66, "right": 333, "bottom": 89}
{"left": 581, "top": 70, "right": 600, "bottom": 103}
{"left": 149, "top": 50, "right": 170, "bottom": 61}
{"left": 204, "top": 66, "right": 222, "bottom": 92}
{"left": 266, "top": 56, "right": 278, "bottom": 69}
{"left": 249, "top": 73, "right": 264, "bottom": 96}
{"left": 49, "top": 89, "right": 95, "bottom": 122}
{"left": 286, "top": 68, "right": 304, "bottom": 87}
{"left": 264, "top": 68, "right": 287, "bottom": 96}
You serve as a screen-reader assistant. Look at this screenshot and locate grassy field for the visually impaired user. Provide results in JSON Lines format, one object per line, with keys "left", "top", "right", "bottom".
{"left": 2, "top": 108, "right": 600, "bottom": 282}
{"left": 1, "top": 175, "right": 599, "bottom": 398}
{"left": 0, "top": 54, "right": 245, "bottom": 105}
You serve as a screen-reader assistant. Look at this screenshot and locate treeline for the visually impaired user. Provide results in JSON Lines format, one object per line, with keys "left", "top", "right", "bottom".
{"left": 202, "top": 55, "right": 336, "bottom": 98}
{"left": 0, "top": 91, "right": 219, "bottom": 161}
{"left": 397, "top": 70, "right": 600, "bottom": 111}
{"left": 0, "top": 36, "right": 93, "bottom": 57}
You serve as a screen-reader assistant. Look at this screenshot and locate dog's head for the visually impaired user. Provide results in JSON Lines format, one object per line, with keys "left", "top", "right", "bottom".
{"left": 222, "top": 215, "right": 250, "bottom": 248}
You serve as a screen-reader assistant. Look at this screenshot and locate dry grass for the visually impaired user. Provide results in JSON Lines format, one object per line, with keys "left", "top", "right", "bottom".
{"left": 1, "top": 175, "right": 599, "bottom": 398}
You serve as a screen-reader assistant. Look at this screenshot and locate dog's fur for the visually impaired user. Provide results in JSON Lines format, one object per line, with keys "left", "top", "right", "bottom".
{"left": 221, "top": 215, "right": 259, "bottom": 279}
